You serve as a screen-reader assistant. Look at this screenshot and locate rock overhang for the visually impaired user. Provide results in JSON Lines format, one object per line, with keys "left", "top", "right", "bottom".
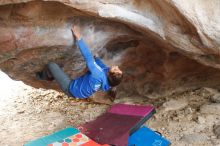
{"left": 0, "top": 0, "right": 220, "bottom": 98}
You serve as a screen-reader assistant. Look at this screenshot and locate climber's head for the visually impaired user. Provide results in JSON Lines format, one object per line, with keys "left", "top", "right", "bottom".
{"left": 108, "top": 66, "right": 123, "bottom": 87}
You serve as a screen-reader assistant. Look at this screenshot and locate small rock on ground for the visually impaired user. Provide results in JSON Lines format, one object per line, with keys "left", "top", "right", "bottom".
{"left": 180, "top": 133, "right": 208, "bottom": 144}
{"left": 211, "top": 93, "right": 220, "bottom": 103}
{"left": 214, "top": 124, "right": 220, "bottom": 139}
{"left": 200, "top": 103, "right": 220, "bottom": 115}
{"left": 163, "top": 99, "right": 188, "bottom": 111}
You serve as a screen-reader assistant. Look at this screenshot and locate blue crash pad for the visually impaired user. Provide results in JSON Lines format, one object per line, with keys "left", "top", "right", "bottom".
{"left": 128, "top": 126, "right": 171, "bottom": 146}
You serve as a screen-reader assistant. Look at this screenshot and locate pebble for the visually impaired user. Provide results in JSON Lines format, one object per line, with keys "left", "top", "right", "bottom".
{"left": 211, "top": 135, "right": 216, "bottom": 139}
{"left": 36, "top": 109, "right": 42, "bottom": 114}
{"left": 161, "top": 127, "right": 166, "bottom": 131}
{"left": 180, "top": 133, "right": 208, "bottom": 144}
{"left": 203, "top": 87, "right": 218, "bottom": 94}
{"left": 200, "top": 103, "right": 220, "bottom": 115}
{"left": 185, "top": 107, "right": 193, "bottom": 114}
{"left": 211, "top": 93, "right": 220, "bottom": 103}
{"left": 163, "top": 99, "right": 188, "bottom": 111}
{"left": 17, "top": 110, "right": 25, "bottom": 114}
{"left": 182, "top": 127, "right": 187, "bottom": 131}
{"left": 213, "top": 124, "right": 220, "bottom": 139}
{"left": 197, "top": 116, "right": 206, "bottom": 124}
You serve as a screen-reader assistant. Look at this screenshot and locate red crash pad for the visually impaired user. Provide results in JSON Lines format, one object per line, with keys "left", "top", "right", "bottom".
{"left": 80, "top": 104, "right": 155, "bottom": 146}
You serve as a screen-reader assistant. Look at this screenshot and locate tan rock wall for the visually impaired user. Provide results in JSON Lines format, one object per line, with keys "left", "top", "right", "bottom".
{"left": 0, "top": 1, "right": 220, "bottom": 98}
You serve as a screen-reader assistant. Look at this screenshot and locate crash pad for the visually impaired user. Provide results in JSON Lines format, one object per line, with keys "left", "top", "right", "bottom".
{"left": 24, "top": 127, "right": 109, "bottom": 146}
{"left": 128, "top": 126, "right": 171, "bottom": 146}
{"left": 80, "top": 104, "right": 155, "bottom": 146}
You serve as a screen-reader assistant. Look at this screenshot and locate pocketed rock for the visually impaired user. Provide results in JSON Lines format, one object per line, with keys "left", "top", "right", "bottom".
{"left": 200, "top": 103, "right": 220, "bottom": 115}
{"left": 163, "top": 99, "right": 188, "bottom": 111}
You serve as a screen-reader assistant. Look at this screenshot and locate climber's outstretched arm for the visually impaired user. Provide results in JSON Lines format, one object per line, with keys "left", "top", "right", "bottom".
{"left": 71, "top": 26, "right": 100, "bottom": 76}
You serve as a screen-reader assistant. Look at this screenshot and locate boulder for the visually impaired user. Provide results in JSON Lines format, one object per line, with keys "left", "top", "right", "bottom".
{"left": 0, "top": 0, "right": 220, "bottom": 98}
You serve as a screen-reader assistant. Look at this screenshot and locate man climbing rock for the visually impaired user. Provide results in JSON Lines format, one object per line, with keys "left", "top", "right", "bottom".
{"left": 36, "top": 26, "right": 123, "bottom": 101}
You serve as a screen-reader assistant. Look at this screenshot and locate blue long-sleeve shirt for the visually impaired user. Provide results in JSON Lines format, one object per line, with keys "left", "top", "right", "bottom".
{"left": 69, "top": 39, "right": 110, "bottom": 98}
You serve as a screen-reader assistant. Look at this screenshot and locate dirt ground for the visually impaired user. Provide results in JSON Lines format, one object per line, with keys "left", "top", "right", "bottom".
{"left": 0, "top": 71, "right": 220, "bottom": 146}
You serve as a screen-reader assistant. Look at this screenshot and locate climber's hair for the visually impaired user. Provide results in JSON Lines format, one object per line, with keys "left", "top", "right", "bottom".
{"left": 108, "top": 71, "right": 123, "bottom": 87}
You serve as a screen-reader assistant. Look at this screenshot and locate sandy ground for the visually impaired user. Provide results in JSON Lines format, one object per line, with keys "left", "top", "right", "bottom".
{"left": 0, "top": 71, "right": 220, "bottom": 146}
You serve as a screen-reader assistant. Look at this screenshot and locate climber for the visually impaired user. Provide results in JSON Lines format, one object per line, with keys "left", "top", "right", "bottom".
{"left": 36, "top": 26, "right": 123, "bottom": 101}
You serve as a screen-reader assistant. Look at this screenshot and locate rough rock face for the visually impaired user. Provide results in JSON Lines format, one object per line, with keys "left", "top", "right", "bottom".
{"left": 0, "top": 0, "right": 220, "bottom": 98}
